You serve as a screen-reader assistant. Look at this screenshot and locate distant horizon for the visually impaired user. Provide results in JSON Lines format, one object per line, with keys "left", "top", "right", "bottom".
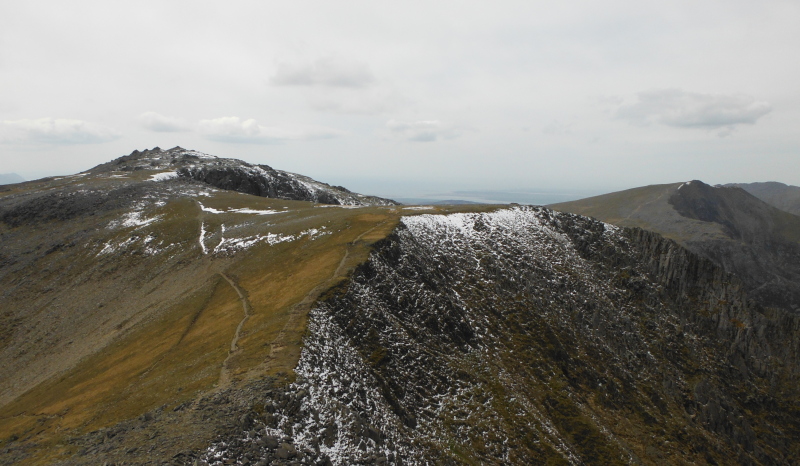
{"left": 5, "top": 148, "right": 798, "bottom": 206}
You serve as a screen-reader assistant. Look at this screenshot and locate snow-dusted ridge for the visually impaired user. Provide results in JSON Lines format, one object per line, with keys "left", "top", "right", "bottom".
{"left": 202, "top": 204, "right": 791, "bottom": 464}
{"left": 203, "top": 207, "right": 634, "bottom": 464}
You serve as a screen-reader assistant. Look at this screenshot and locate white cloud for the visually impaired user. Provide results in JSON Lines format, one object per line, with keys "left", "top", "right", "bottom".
{"left": 0, "top": 118, "right": 120, "bottom": 144}
{"left": 198, "top": 116, "right": 344, "bottom": 143}
{"left": 386, "top": 119, "right": 461, "bottom": 142}
{"left": 139, "top": 111, "right": 191, "bottom": 132}
{"left": 615, "top": 89, "right": 772, "bottom": 134}
{"left": 271, "top": 57, "right": 375, "bottom": 88}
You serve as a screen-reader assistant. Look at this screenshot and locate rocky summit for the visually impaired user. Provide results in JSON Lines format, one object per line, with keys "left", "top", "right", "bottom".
{"left": 0, "top": 153, "right": 798, "bottom": 465}
{"left": 93, "top": 146, "right": 398, "bottom": 206}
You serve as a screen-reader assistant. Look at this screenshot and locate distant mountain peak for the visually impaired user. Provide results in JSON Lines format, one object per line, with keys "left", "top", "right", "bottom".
{"left": 721, "top": 181, "right": 800, "bottom": 216}
{"left": 552, "top": 180, "right": 800, "bottom": 312}
{"left": 90, "top": 147, "right": 397, "bottom": 206}
{"left": 0, "top": 173, "right": 25, "bottom": 186}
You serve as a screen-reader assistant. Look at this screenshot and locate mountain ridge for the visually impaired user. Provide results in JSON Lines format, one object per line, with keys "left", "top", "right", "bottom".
{"left": 1, "top": 156, "right": 799, "bottom": 464}
{"left": 721, "top": 181, "right": 800, "bottom": 216}
{"left": 203, "top": 207, "right": 800, "bottom": 464}
{"left": 551, "top": 180, "right": 800, "bottom": 313}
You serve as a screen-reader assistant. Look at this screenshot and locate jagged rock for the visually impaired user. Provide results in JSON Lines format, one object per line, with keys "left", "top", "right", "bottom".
{"left": 263, "top": 436, "right": 279, "bottom": 449}
{"left": 240, "top": 412, "right": 256, "bottom": 430}
{"left": 276, "top": 442, "right": 297, "bottom": 459}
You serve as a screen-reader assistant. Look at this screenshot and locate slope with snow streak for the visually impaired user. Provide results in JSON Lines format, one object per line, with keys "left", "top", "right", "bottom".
{"left": 204, "top": 206, "right": 800, "bottom": 465}
{"left": 286, "top": 208, "right": 631, "bottom": 464}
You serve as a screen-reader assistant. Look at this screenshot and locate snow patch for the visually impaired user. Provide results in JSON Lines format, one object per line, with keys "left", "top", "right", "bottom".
{"left": 315, "top": 205, "right": 363, "bottom": 209}
{"left": 199, "top": 203, "right": 225, "bottom": 214}
{"left": 229, "top": 207, "right": 281, "bottom": 215}
{"left": 199, "top": 222, "right": 209, "bottom": 254}
{"left": 108, "top": 209, "right": 163, "bottom": 230}
{"left": 199, "top": 202, "right": 282, "bottom": 215}
{"left": 211, "top": 227, "right": 329, "bottom": 255}
{"left": 148, "top": 171, "right": 178, "bottom": 182}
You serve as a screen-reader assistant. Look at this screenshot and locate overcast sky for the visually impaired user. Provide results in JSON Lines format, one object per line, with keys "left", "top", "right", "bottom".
{"left": 1, "top": 0, "right": 799, "bottom": 200}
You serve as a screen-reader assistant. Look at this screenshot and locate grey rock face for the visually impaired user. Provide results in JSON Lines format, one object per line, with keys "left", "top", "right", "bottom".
{"left": 0, "top": 183, "right": 149, "bottom": 227}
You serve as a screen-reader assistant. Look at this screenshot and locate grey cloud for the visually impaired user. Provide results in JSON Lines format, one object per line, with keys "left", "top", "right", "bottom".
{"left": 386, "top": 119, "right": 461, "bottom": 142}
{"left": 0, "top": 118, "right": 120, "bottom": 144}
{"left": 139, "top": 112, "right": 191, "bottom": 132}
{"left": 271, "top": 57, "right": 375, "bottom": 88}
{"left": 616, "top": 89, "right": 772, "bottom": 132}
{"left": 198, "top": 116, "right": 344, "bottom": 144}
{"left": 542, "top": 120, "right": 573, "bottom": 136}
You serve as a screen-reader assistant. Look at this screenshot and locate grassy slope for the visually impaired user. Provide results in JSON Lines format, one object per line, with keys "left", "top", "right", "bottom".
{"left": 0, "top": 176, "right": 500, "bottom": 464}
{"left": 550, "top": 183, "right": 679, "bottom": 226}
{"left": 729, "top": 182, "right": 800, "bottom": 216}
{"left": 549, "top": 182, "right": 730, "bottom": 243}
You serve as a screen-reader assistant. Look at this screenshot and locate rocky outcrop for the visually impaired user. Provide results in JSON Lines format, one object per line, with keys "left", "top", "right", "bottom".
{"left": 97, "top": 146, "right": 398, "bottom": 206}
{"left": 177, "top": 163, "right": 396, "bottom": 206}
{"left": 206, "top": 207, "right": 799, "bottom": 465}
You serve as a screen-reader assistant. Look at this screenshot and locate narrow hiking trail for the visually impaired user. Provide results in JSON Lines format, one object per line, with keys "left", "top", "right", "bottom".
{"left": 266, "top": 221, "right": 387, "bottom": 362}
{"left": 195, "top": 201, "right": 252, "bottom": 388}
{"left": 218, "top": 272, "right": 252, "bottom": 388}
{"left": 202, "top": 215, "right": 389, "bottom": 390}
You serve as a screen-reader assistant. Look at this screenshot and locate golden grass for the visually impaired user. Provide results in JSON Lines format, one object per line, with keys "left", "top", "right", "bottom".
{"left": 0, "top": 275, "right": 239, "bottom": 456}
{"left": 0, "top": 196, "right": 507, "bottom": 463}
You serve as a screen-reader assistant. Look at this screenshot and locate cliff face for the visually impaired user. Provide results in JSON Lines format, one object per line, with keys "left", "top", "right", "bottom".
{"left": 206, "top": 207, "right": 799, "bottom": 465}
